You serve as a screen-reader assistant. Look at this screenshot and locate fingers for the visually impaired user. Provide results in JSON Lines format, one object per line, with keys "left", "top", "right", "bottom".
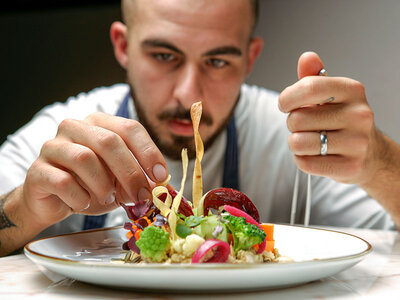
{"left": 27, "top": 159, "right": 119, "bottom": 217}
{"left": 293, "top": 154, "right": 364, "bottom": 183}
{"left": 283, "top": 51, "right": 375, "bottom": 184}
{"left": 279, "top": 76, "right": 366, "bottom": 113}
{"left": 40, "top": 140, "right": 115, "bottom": 205}
{"left": 35, "top": 112, "right": 168, "bottom": 213}
{"left": 288, "top": 130, "right": 369, "bottom": 157}
{"left": 286, "top": 101, "right": 373, "bottom": 132}
{"left": 28, "top": 160, "right": 91, "bottom": 212}
{"left": 56, "top": 118, "right": 154, "bottom": 204}
{"left": 297, "top": 51, "right": 325, "bottom": 79}
{"left": 26, "top": 112, "right": 168, "bottom": 222}
{"left": 85, "top": 113, "right": 169, "bottom": 183}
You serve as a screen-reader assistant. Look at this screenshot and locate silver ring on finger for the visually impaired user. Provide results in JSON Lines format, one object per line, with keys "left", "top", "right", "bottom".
{"left": 320, "top": 131, "right": 328, "bottom": 156}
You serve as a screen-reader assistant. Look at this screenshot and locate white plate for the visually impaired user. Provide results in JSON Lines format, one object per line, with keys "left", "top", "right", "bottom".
{"left": 24, "top": 224, "right": 371, "bottom": 291}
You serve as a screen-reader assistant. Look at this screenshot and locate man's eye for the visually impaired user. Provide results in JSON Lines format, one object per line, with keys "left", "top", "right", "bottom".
{"left": 153, "top": 53, "right": 176, "bottom": 62}
{"left": 207, "top": 59, "right": 228, "bottom": 68}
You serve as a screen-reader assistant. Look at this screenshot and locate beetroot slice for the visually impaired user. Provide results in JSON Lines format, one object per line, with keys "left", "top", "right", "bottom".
{"left": 203, "top": 188, "right": 260, "bottom": 222}
{"left": 192, "top": 239, "right": 231, "bottom": 263}
{"left": 166, "top": 188, "right": 193, "bottom": 216}
{"left": 223, "top": 205, "right": 266, "bottom": 254}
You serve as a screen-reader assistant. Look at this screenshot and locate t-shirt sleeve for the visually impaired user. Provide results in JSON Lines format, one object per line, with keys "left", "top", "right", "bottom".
{"left": 0, "top": 107, "right": 59, "bottom": 194}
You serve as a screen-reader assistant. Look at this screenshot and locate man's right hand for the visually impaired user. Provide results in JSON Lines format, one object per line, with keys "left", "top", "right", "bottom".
{"left": 22, "top": 112, "right": 169, "bottom": 228}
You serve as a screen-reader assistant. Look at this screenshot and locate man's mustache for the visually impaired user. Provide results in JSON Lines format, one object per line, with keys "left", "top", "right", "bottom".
{"left": 158, "top": 106, "right": 213, "bottom": 126}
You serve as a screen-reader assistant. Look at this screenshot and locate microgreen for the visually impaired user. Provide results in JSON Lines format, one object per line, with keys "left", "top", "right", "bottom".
{"left": 184, "top": 215, "right": 207, "bottom": 227}
{"left": 176, "top": 223, "right": 193, "bottom": 238}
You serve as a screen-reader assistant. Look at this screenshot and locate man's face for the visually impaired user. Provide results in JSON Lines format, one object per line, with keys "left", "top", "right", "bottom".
{"left": 123, "top": 0, "right": 258, "bottom": 159}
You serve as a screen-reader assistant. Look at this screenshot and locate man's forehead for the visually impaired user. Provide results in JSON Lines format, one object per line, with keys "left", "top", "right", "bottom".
{"left": 124, "top": 0, "right": 252, "bottom": 32}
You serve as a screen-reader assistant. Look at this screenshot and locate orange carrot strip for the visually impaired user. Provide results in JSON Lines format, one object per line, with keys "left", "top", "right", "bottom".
{"left": 126, "top": 231, "right": 133, "bottom": 239}
{"left": 261, "top": 223, "right": 274, "bottom": 241}
{"left": 135, "top": 229, "right": 142, "bottom": 241}
{"left": 264, "top": 240, "right": 275, "bottom": 252}
{"left": 142, "top": 216, "right": 152, "bottom": 225}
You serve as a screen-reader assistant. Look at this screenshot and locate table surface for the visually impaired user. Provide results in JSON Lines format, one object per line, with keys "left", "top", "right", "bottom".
{"left": 1, "top": 226, "right": 400, "bottom": 300}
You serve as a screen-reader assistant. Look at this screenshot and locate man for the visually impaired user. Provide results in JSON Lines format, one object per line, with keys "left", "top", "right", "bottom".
{"left": 0, "top": 0, "right": 399, "bottom": 257}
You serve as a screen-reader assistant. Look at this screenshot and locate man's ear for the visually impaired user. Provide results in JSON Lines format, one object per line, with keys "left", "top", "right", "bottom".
{"left": 110, "top": 21, "right": 128, "bottom": 69}
{"left": 246, "top": 37, "right": 264, "bottom": 75}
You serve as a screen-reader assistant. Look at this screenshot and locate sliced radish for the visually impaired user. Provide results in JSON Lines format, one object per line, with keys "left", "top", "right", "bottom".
{"left": 191, "top": 239, "right": 230, "bottom": 263}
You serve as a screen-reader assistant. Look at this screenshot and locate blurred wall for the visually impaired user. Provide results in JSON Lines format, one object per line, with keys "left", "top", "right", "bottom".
{"left": 0, "top": 4, "right": 125, "bottom": 144}
{"left": 1, "top": 0, "right": 399, "bottom": 145}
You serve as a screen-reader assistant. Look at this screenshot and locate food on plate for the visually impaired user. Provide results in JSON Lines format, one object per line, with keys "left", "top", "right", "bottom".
{"left": 120, "top": 102, "right": 289, "bottom": 264}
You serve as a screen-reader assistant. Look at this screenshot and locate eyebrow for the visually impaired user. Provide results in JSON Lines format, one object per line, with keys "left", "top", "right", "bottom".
{"left": 142, "top": 38, "right": 242, "bottom": 57}
{"left": 142, "top": 39, "right": 184, "bottom": 55}
{"left": 203, "top": 46, "right": 242, "bottom": 57}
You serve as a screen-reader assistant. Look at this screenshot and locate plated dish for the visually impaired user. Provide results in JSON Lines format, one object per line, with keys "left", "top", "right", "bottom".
{"left": 118, "top": 102, "right": 281, "bottom": 265}
{"left": 24, "top": 224, "right": 371, "bottom": 291}
{"left": 24, "top": 102, "right": 371, "bottom": 291}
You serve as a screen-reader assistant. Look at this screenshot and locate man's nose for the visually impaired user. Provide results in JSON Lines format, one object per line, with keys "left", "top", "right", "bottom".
{"left": 173, "top": 64, "right": 204, "bottom": 108}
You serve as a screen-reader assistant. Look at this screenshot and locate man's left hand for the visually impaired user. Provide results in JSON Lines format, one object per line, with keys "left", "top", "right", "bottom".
{"left": 279, "top": 51, "right": 380, "bottom": 186}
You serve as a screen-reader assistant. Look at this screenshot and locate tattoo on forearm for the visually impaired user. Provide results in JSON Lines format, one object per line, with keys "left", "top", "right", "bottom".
{"left": 0, "top": 192, "right": 16, "bottom": 230}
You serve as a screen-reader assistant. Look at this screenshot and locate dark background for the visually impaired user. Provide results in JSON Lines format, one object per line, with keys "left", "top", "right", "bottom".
{"left": 0, "top": 1, "right": 125, "bottom": 144}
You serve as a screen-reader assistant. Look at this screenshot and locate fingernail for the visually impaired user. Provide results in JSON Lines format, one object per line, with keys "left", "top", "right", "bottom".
{"left": 138, "top": 188, "right": 151, "bottom": 202}
{"left": 153, "top": 164, "right": 167, "bottom": 182}
{"left": 105, "top": 192, "right": 116, "bottom": 205}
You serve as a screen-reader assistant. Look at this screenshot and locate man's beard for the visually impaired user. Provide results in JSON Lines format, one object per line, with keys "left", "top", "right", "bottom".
{"left": 129, "top": 87, "right": 238, "bottom": 160}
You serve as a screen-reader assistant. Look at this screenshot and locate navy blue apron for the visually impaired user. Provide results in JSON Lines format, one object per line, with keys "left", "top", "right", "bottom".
{"left": 83, "top": 92, "right": 239, "bottom": 230}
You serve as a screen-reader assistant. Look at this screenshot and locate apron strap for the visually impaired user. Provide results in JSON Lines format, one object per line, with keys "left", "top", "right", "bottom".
{"left": 222, "top": 116, "right": 240, "bottom": 190}
{"left": 115, "top": 91, "right": 131, "bottom": 119}
{"left": 83, "top": 92, "right": 240, "bottom": 230}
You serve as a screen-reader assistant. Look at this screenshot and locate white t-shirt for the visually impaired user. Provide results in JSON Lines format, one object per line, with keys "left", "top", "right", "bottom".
{"left": 0, "top": 84, "right": 394, "bottom": 238}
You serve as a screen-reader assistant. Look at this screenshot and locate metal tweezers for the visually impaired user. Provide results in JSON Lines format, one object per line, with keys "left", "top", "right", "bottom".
{"left": 290, "top": 68, "right": 328, "bottom": 227}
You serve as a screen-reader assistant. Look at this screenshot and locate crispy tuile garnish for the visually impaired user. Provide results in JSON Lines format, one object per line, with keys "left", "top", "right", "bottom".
{"left": 151, "top": 173, "right": 173, "bottom": 217}
{"left": 191, "top": 101, "right": 204, "bottom": 215}
{"left": 168, "top": 148, "right": 189, "bottom": 240}
{"left": 151, "top": 149, "right": 189, "bottom": 240}
{"left": 151, "top": 185, "right": 172, "bottom": 217}
{"left": 151, "top": 102, "right": 204, "bottom": 238}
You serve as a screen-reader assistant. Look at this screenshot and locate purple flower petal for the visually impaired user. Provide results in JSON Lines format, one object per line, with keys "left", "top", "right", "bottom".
{"left": 121, "top": 200, "right": 151, "bottom": 220}
{"left": 124, "top": 222, "right": 133, "bottom": 231}
{"left": 128, "top": 236, "right": 140, "bottom": 254}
